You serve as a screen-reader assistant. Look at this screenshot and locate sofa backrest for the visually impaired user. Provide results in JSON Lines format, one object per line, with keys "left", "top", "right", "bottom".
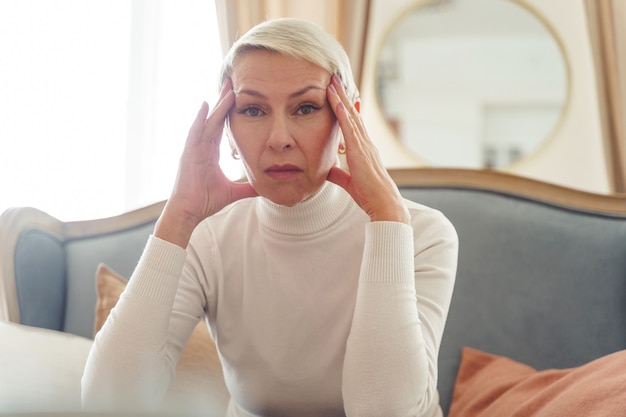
{"left": 63, "top": 221, "right": 157, "bottom": 337}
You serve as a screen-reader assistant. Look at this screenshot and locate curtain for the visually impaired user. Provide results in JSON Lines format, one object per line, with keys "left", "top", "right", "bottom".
{"left": 214, "top": 0, "right": 371, "bottom": 89}
{"left": 585, "top": 0, "right": 626, "bottom": 193}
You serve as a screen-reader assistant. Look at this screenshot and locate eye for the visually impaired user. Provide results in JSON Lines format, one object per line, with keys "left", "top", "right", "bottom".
{"left": 238, "top": 106, "right": 264, "bottom": 117}
{"left": 295, "top": 104, "right": 320, "bottom": 116}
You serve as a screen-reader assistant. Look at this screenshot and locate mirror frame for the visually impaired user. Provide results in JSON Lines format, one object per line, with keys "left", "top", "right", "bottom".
{"left": 373, "top": 0, "right": 573, "bottom": 169}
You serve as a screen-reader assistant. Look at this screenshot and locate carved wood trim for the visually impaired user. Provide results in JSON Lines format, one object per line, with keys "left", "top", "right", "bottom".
{"left": 389, "top": 168, "right": 626, "bottom": 216}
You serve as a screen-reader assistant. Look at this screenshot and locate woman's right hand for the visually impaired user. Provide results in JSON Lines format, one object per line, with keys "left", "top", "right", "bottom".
{"left": 155, "top": 79, "right": 257, "bottom": 248}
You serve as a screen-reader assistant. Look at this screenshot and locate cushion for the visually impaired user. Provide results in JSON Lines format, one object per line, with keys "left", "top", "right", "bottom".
{"left": 0, "top": 321, "right": 92, "bottom": 412}
{"left": 449, "top": 346, "right": 626, "bottom": 417}
{"left": 94, "top": 263, "right": 230, "bottom": 413}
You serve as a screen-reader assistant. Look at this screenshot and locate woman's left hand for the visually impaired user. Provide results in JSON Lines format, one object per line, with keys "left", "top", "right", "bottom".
{"left": 326, "top": 75, "right": 410, "bottom": 224}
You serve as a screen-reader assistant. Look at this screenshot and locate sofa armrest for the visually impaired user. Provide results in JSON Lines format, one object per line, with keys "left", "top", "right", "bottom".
{"left": 0, "top": 207, "right": 64, "bottom": 324}
{"left": 0, "top": 201, "right": 165, "bottom": 338}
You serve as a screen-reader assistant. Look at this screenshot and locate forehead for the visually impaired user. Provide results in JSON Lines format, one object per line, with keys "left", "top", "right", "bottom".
{"left": 231, "top": 50, "right": 330, "bottom": 95}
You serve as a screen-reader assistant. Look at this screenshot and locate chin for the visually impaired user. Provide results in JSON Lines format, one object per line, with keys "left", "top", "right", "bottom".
{"left": 264, "top": 193, "right": 307, "bottom": 207}
{"left": 255, "top": 184, "right": 319, "bottom": 207}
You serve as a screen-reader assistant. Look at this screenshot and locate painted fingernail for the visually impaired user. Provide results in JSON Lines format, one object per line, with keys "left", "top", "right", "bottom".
{"left": 329, "top": 83, "right": 337, "bottom": 94}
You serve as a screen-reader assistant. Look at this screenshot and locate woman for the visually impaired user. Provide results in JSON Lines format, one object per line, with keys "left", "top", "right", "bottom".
{"left": 82, "top": 18, "right": 458, "bottom": 417}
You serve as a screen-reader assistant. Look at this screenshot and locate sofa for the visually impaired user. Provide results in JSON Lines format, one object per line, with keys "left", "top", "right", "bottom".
{"left": 1, "top": 167, "right": 626, "bottom": 415}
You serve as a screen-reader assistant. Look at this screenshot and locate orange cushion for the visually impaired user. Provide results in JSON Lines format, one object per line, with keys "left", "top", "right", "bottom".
{"left": 449, "top": 346, "right": 626, "bottom": 417}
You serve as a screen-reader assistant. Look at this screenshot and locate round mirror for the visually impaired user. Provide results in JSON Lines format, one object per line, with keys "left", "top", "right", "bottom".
{"left": 376, "top": 0, "right": 569, "bottom": 168}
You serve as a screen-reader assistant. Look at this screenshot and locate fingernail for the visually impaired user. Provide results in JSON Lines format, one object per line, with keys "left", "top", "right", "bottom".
{"left": 329, "top": 83, "right": 337, "bottom": 94}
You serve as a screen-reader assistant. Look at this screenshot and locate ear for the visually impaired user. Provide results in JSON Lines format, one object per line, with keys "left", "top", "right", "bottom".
{"left": 228, "top": 137, "right": 240, "bottom": 160}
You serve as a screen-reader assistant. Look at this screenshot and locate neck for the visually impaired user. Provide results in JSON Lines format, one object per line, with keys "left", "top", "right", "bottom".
{"left": 257, "top": 182, "right": 354, "bottom": 235}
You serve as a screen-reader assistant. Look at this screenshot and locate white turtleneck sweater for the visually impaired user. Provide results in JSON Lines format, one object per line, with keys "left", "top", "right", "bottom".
{"left": 82, "top": 182, "right": 458, "bottom": 417}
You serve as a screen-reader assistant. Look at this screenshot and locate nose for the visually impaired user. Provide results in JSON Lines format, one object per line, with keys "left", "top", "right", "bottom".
{"left": 266, "top": 115, "right": 295, "bottom": 151}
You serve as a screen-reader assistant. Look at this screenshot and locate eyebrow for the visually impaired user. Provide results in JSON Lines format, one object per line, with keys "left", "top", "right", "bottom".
{"left": 235, "top": 85, "right": 326, "bottom": 100}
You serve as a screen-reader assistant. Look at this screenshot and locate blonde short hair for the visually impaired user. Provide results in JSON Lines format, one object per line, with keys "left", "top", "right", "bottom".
{"left": 219, "top": 18, "right": 359, "bottom": 102}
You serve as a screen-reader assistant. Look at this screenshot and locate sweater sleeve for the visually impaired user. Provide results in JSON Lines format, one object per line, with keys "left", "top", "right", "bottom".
{"left": 81, "top": 235, "right": 193, "bottom": 411}
{"left": 342, "top": 210, "right": 458, "bottom": 417}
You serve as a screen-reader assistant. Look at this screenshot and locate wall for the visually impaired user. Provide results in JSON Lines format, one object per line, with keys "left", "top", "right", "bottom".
{"left": 361, "top": 0, "right": 610, "bottom": 193}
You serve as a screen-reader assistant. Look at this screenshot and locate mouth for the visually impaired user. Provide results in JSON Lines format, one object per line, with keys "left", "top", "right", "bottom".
{"left": 265, "top": 164, "right": 303, "bottom": 180}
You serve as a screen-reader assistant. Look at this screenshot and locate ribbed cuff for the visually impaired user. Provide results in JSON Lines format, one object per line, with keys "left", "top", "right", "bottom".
{"left": 360, "top": 222, "right": 414, "bottom": 285}
{"left": 125, "top": 235, "right": 188, "bottom": 305}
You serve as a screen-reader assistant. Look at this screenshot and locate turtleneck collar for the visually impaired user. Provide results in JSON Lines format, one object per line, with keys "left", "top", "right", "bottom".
{"left": 257, "top": 181, "right": 356, "bottom": 236}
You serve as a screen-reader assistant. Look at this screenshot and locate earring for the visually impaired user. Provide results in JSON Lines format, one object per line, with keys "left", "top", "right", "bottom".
{"left": 231, "top": 148, "right": 240, "bottom": 160}
{"left": 338, "top": 143, "right": 346, "bottom": 155}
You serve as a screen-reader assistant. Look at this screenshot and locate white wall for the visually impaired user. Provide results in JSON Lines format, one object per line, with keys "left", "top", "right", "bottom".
{"left": 361, "top": 0, "right": 610, "bottom": 193}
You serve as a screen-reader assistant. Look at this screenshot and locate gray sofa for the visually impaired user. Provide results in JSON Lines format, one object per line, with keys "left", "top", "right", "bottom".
{"left": 2, "top": 167, "right": 626, "bottom": 415}
{"left": 391, "top": 168, "right": 626, "bottom": 414}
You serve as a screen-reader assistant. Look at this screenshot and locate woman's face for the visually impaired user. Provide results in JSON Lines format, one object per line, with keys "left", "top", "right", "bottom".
{"left": 228, "top": 50, "right": 340, "bottom": 207}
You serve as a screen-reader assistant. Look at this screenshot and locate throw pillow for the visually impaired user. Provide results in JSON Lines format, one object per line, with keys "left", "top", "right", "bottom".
{"left": 94, "top": 263, "right": 230, "bottom": 413}
{"left": 449, "top": 346, "right": 626, "bottom": 417}
{"left": 0, "top": 321, "right": 92, "bottom": 412}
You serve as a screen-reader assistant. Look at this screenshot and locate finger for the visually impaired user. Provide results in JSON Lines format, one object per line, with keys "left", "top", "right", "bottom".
{"left": 327, "top": 78, "right": 367, "bottom": 144}
{"left": 209, "top": 78, "right": 234, "bottom": 118}
{"left": 230, "top": 181, "right": 259, "bottom": 202}
{"left": 326, "top": 166, "right": 352, "bottom": 192}
{"left": 202, "top": 80, "right": 235, "bottom": 143}
{"left": 186, "top": 79, "right": 232, "bottom": 146}
{"left": 186, "top": 101, "right": 210, "bottom": 145}
{"left": 330, "top": 75, "right": 365, "bottom": 132}
{"left": 328, "top": 78, "right": 386, "bottom": 170}
{"left": 327, "top": 85, "right": 364, "bottom": 154}
{"left": 209, "top": 79, "right": 235, "bottom": 121}
{"left": 330, "top": 75, "right": 354, "bottom": 113}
